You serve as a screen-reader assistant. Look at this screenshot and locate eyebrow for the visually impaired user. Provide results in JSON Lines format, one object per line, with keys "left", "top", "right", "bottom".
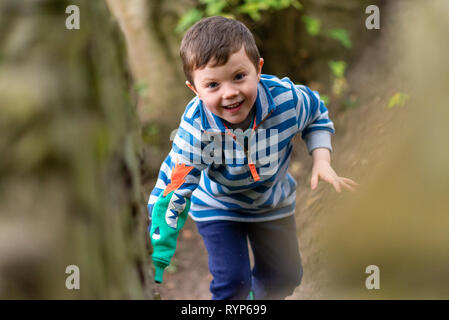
{"left": 201, "top": 78, "right": 218, "bottom": 83}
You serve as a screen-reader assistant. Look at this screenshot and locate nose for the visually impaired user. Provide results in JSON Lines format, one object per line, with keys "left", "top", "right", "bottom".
{"left": 222, "top": 83, "right": 239, "bottom": 100}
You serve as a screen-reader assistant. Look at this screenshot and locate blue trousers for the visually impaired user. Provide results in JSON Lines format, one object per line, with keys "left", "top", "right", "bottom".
{"left": 195, "top": 214, "right": 303, "bottom": 300}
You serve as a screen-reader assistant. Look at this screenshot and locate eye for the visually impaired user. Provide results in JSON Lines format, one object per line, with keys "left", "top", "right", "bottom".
{"left": 207, "top": 82, "right": 218, "bottom": 89}
{"left": 234, "top": 73, "right": 245, "bottom": 80}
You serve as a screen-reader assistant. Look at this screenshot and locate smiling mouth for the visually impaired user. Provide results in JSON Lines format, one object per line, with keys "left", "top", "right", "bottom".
{"left": 223, "top": 100, "right": 244, "bottom": 110}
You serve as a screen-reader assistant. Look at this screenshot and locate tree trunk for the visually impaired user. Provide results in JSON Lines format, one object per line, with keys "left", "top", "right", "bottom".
{"left": 106, "top": 0, "right": 193, "bottom": 127}
{"left": 0, "top": 0, "right": 153, "bottom": 299}
{"left": 105, "top": 0, "right": 196, "bottom": 181}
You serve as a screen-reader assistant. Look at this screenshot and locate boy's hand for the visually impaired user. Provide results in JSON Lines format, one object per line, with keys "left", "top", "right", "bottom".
{"left": 310, "top": 148, "right": 359, "bottom": 192}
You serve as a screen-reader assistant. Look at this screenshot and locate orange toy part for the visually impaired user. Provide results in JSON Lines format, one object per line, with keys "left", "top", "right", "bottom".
{"left": 163, "top": 163, "right": 194, "bottom": 196}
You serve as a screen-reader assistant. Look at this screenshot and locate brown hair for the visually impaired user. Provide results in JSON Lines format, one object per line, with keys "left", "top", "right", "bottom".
{"left": 180, "top": 16, "right": 261, "bottom": 86}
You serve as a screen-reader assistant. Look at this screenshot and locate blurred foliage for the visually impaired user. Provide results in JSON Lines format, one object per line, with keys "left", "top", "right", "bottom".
{"left": 328, "top": 60, "right": 347, "bottom": 78}
{"left": 328, "top": 60, "right": 348, "bottom": 98}
{"left": 326, "top": 28, "right": 352, "bottom": 49}
{"left": 331, "top": 77, "right": 348, "bottom": 97}
{"left": 176, "top": 8, "right": 205, "bottom": 34}
{"left": 387, "top": 92, "right": 409, "bottom": 109}
{"left": 302, "top": 15, "right": 320, "bottom": 36}
{"left": 320, "top": 94, "right": 330, "bottom": 106}
{"left": 238, "top": 0, "right": 302, "bottom": 21}
{"left": 176, "top": 0, "right": 303, "bottom": 33}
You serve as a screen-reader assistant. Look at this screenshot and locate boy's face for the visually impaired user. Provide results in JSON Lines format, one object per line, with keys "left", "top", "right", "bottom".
{"left": 186, "top": 46, "right": 264, "bottom": 128}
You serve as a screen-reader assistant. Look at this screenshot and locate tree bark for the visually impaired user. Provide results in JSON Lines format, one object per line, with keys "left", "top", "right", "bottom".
{"left": 106, "top": 0, "right": 192, "bottom": 127}
{"left": 0, "top": 0, "right": 153, "bottom": 299}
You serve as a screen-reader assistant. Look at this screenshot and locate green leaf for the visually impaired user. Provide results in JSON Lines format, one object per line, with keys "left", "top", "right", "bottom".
{"left": 237, "top": 0, "right": 301, "bottom": 21}
{"left": 328, "top": 60, "right": 347, "bottom": 78}
{"left": 205, "top": 0, "right": 228, "bottom": 16}
{"left": 331, "top": 77, "right": 347, "bottom": 96}
{"left": 271, "top": 0, "right": 290, "bottom": 10}
{"left": 387, "top": 92, "right": 409, "bottom": 109}
{"left": 302, "top": 15, "right": 321, "bottom": 36}
{"left": 220, "top": 13, "right": 236, "bottom": 20}
{"left": 291, "top": 0, "right": 303, "bottom": 10}
{"left": 320, "top": 94, "right": 330, "bottom": 106}
{"left": 326, "top": 28, "right": 352, "bottom": 48}
{"left": 176, "top": 8, "right": 204, "bottom": 33}
{"left": 238, "top": 2, "right": 264, "bottom": 21}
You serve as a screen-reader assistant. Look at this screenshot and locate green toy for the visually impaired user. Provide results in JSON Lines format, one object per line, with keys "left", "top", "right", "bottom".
{"left": 150, "top": 191, "right": 190, "bottom": 283}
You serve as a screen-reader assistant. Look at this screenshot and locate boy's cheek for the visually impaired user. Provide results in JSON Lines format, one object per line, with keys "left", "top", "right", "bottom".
{"left": 202, "top": 98, "right": 220, "bottom": 111}
{"left": 201, "top": 102, "right": 217, "bottom": 116}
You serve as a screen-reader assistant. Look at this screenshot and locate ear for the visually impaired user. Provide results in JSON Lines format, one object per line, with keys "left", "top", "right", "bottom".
{"left": 185, "top": 81, "right": 198, "bottom": 96}
{"left": 257, "top": 58, "right": 264, "bottom": 81}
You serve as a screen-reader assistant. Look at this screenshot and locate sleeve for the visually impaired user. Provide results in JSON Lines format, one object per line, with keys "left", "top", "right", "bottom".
{"left": 147, "top": 112, "right": 206, "bottom": 216}
{"left": 294, "top": 84, "right": 335, "bottom": 154}
{"left": 147, "top": 112, "right": 206, "bottom": 283}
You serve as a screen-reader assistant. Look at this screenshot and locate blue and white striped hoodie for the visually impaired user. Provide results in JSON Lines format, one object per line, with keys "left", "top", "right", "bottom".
{"left": 148, "top": 74, "right": 335, "bottom": 222}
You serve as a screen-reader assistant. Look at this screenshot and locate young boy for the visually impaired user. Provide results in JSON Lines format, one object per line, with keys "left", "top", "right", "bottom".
{"left": 148, "top": 16, "right": 357, "bottom": 300}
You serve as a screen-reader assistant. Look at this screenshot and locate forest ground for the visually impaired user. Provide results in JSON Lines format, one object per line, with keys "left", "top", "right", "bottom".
{"left": 146, "top": 34, "right": 403, "bottom": 299}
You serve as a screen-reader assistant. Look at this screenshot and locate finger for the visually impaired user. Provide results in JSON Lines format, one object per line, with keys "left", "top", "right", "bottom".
{"left": 339, "top": 178, "right": 359, "bottom": 190}
{"left": 310, "top": 174, "right": 319, "bottom": 190}
{"left": 339, "top": 179, "right": 356, "bottom": 192}
{"left": 333, "top": 180, "right": 341, "bottom": 193}
{"left": 323, "top": 174, "right": 341, "bottom": 193}
{"left": 340, "top": 177, "right": 360, "bottom": 186}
